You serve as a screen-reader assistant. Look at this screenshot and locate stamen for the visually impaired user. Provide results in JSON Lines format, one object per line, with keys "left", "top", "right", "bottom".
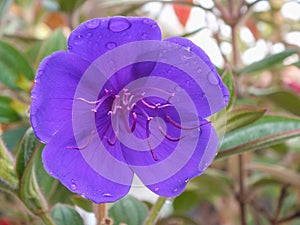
{"left": 104, "top": 134, "right": 117, "bottom": 146}
{"left": 66, "top": 130, "right": 96, "bottom": 150}
{"left": 166, "top": 114, "right": 211, "bottom": 130}
{"left": 158, "top": 126, "right": 184, "bottom": 142}
{"left": 141, "top": 99, "right": 172, "bottom": 110}
{"left": 131, "top": 112, "right": 137, "bottom": 132}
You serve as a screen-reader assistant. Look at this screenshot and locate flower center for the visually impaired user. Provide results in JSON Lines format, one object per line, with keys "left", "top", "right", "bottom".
{"left": 73, "top": 88, "right": 210, "bottom": 161}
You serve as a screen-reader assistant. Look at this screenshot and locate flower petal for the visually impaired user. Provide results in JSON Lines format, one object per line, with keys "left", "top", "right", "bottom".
{"left": 42, "top": 121, "right": 133, "bottom": 203}
{"left": 68, "top": 17, "right": 162, "bottom": 62}
{"left": 30, "top": 51, "right": 90, "bottom": 143}
{"left": 132, "top": 120, "right": 218, "bottom": 197}
{"left": 163, "top": 37, "right": 230, "bottom": 113}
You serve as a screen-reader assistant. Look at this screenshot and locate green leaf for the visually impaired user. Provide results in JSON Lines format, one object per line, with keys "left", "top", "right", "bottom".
{"left": 1, "top": 126, "right": 28, "bottom": 151}
{"left": 217, "top": 115, "right": 300, "bottom": 159}
{"left": 51, "top": 204, "right": 84, "bottom": 225}
{"left": 108, "top": 195, "right": 148, "bottom": 225}
{"left": 188, "top": 168, "right": 232, "bottom": 200}
{"left": 0, "top": 138, "right": 18, "bottom": 190}
{"left": 222, "top": 67, "right": 236, "bottom": 109}
{"left": 0, "top": 40, "right": 34, "bottom": 92}
{"left": 0, "top": 0, "right": 12, "bottom": 19}
{"left": 16, "top": 128, "right": 43, "bottom": 179}
{"left": 158, "top": 215, "right": 200, "bottom": 225}
{"left": 264, "top": 90, "right": 300, "bottom": 117}
{"left": 0, "top": 96, "right": 21, "bottom": 123}
{"left": 34, "top": 29, "right": 67, "bottom": 67}
{"left": 238, "top": 49, "right": 297, "bottom": 75}
{"left": 247, "top": 163, "right": 300, "bottom": 189}
{"left": 18, "top": 142, "right": 51, "bottom": 218}
{"left": 56, "top": 0, "right": 86, "bottom": 12}
{"left": 173, "top": 191, "right": 200, "bottom": 213}
{"left": 71, "top": 196, "right": 93, "bottom": 212}
{"left": 225, "top": 106, "right": 266, "bottom": 133}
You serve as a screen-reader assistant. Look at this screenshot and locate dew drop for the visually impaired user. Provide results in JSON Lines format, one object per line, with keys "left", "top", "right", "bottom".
{"left": 86, "top": 32, "right": 93, "bottom": 38}
{"left": 102, "top": 193, "right": 113, "bottom": 197}
{"left": 70, "top": 183, "right": 77, "bottom": 190}
{"left": 74, "top": 35, "right": 84, "bottom": 45}
{"left": 172, "top": 188, "right": 178, "bottom": 193}
{"left": 142, "top": 18, "right": 150, "bottom": 24}
{"left": 184, "top": 178, "right": 189, "bottom": 183}
{"left": 175, "top": 86, "right": 181, "bottom": 92}
{"left": 85, "top": 19, "right": 100, "bottom": 29}
{"left": 38, "top": 70, "right": 44, "bottom": 76}
{"left": 141, "top": 33, "right": 148, "bottom": 39}
{"left": 106, "top": 42, "right": 117, "bottom": 49}
{"left": 182, "top": 47, "right": 193, "bottom": 60}
{"left": 108, "top": 18, "right": 131, "bottom": 32}
{"left": 207, "top": 73, "right": 219, "bottom": 85}
{"left": 154, "top": 187, "right": 160, "bottom": 192}
{"left": 151, "top": 24, "right": 157, "bottom": 29}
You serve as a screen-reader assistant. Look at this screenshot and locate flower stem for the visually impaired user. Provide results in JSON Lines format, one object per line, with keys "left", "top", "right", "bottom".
{"left": 144, "top": 197, "right": 167, "bottom": 225}
{"left": 39, "top": 213, "right": 56, "bottom": 225}
{"left": 95, "top": 203, "right": 111, "bottom": 225}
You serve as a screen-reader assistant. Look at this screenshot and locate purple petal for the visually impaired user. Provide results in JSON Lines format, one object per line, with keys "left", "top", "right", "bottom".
{"left": 163, "top": 37, "right": 230, "bottom": 112}
{"left": 68, "top": 17, "right": 162, "bottom": 63}
{"left": 30, "top": 51, "right": 90, "bottom": 143}
{"left": 133, "top": 121, "right": 219, "bottom": 197}
{"left": 42, "top": 121, "right": 133, "bottom": 203}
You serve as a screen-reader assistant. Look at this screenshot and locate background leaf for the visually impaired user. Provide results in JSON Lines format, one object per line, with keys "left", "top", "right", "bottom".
{"left": 225, "top": 106, "right": 266, "bottom": 133}
{"left": 238, "top": 49, "right": 297, "bottom": 75}
{"left": 0, "top": 96, "right": 21, "bottom": 123}
{"left": 0, "top": 0, "right": 12, "bottom": 19}
{"left": 0, "top": 40, "right": 34, "bottom": 92}
{"left": 108, "top": 195, "right": 148, "bottom": 225}
{"left": 218, "top": 115, "right": 300, "bottom": 159}
{"left": 51, "top": 204, "right": 84, "bottom": 225}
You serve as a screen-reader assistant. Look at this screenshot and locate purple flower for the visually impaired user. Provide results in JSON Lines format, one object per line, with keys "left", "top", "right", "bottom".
{"left": 30, "top": 17, "right": 229, "bottom": 203}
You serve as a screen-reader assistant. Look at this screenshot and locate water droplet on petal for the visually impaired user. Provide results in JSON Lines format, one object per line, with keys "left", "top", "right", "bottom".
{"left": 151, "top": 24, "right": 157, "bottom": 29}
{"left": 141, "top": 33, "right": 148, "bottom": 39}
{"left": 85, "top": 19, "right": 100, "bottom": 29}
{"left": 38, "top": 70, "right": 44, "bottom": 76}
{"left": 182, "top": 47, "right": 193, "bottom": 60}
{"left": 207, "top": 72, "right": 219, "bottom": 85}
{"left": 102, "top": 193, "right": 113, "bottom": 197}
{"left": 172, "top": 188, "right": 178, "bottom": 193}
{"left": 108, "top": 18, "right": 131, "bottom": 32}
{"left": 175, "top": 86, "right": 181, "bottom": 92}
{"left": 154, "top": 187, "right": 160, "bottom": 192}
{"left": 86, "top": 32, "right": 93, "bottom": 38}
{"left": 74, "top": 35, "right": 84, "bottom": 45}
{"left": 106, "top": 42, "right": 117, "bottom": 49}
{"left": 70, "top": 183, "right": 77, "bottom": 190}
{"left": 184, "top": 178, "right": 189, "bottom": 183}
{"left": 142, "top": 18, "right": 150, "bottom": 24}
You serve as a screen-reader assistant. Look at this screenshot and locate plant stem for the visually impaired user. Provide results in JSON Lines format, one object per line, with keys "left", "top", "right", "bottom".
{"left": 273, "top": 184, "right": 289, "bottom": 225}
{"left": 238, "top": 154, "right": 246, "bottom": 225}
{"left": 95, "top": 203, "right": 108, "bottom": 225}
{"left": 39, "top": 213, "right": 56, "bottom": 225}
{"left": 144, "top": 197, "right": 167, "bottom": 225}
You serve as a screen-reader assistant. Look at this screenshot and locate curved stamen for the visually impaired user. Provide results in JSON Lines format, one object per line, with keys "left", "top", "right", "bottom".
{"left": 67, "top": 130, "right": 96, "bottom": 150}
{"left": 104, "top": 134, "right": 117, "bottom": 146}
{"left": 141, "top": 99, "right": 172, "bottom": 110}
{"left": 131, "top": 112, "right": 137, "bottom": 132}
{"left": 166, "top": 114, "right": 211, "bottom": 130}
